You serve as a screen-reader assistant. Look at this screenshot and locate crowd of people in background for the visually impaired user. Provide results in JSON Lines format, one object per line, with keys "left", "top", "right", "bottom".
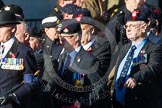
{"left": 0, "top": 0, "right": 161, "bottom": 108}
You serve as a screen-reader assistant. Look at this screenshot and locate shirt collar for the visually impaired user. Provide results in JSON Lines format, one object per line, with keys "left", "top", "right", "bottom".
{"left": 1, "top": 37, "right": 16, "bottom": 46}
{"left": 132, "top": 38, "right": 147, "bottom": 48}
{"left": 82, "top": 39, "right": 95, "bottom": 50}
{"left": 69, "top": 46, "right": 81, "bottom": 58}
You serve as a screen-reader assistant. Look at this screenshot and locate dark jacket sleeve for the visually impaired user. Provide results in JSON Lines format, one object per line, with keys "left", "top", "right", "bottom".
{"left": 14, "top": 46, "right": 38, "bottom": 99}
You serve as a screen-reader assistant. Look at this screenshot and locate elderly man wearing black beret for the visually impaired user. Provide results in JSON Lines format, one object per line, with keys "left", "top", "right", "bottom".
{"left": 45, "top": 19, "right": 101, "bottom": 108}
{"left": 0, "top": 11, "right": 38, "bottom": 108}
{"left": 112, "top": 8, "right": 162, "bottom": 108}
{"left": 73, "top": 9, "right": 112, "bottom": 108}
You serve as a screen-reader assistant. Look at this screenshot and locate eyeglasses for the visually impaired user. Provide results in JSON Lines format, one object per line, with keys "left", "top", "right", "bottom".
{"left": 59, "top": 34, "right": 74, "bottom": 39}
{"left": 124, "top": 23, "right": 145, "bottom": 29}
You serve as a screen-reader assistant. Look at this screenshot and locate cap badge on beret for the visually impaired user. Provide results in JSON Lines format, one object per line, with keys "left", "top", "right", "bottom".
{"left": 57, "top": 24, "right": 62, "bottom": 31}
{"left": 4, "top": 6, "right": 11, "bottom": 11}
{"left": 75, "top": 14, "right": 83, "bottom": 22}
{"left": 132, "top": 10, "right": 140, "bottom": 20}
{"left": 63, "top": 27, "right": 69, "bottom": 33}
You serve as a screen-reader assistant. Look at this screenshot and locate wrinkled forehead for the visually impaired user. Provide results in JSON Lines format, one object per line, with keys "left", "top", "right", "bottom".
{"left": 126, "top": 21, "right": 145, "bottom": 25}
{"left": 80, "top": 23, "right": 92, "bottom": 28}
{"left": 125, "top": 0, "right": 145, "bottom": 2}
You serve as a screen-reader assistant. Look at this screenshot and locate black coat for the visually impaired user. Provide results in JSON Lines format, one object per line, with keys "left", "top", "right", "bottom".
{"left": 148, "top": 31, "right": 162, "bottom": 45}
{"left": 90, "top": 36, "right": 111, "bottom": 76}
{"left": 41, "top": 36, "right": 63, "bottom": 92}
{"left": 50, "top": 47, "right": 101, "bottom": 107}
{"left": 85, "top": 36, "right": 112, "bottom": 108}
{"left": 106, "top": 6, "right": 131, "bottom": 45}
{"left": 113, "top": 40, "right": 162, "bottom": 108}
{"left": 0, "top": 39, "right": 38, "bottom": 108}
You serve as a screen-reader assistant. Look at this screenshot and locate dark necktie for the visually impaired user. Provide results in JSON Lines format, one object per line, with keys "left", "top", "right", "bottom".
{"left": 65, "top": 54, "right": 71, "bottom": 68}
{"left": 118, "top": 45, "right": 136, "bottom": 90}
{"left": 61, "top": 53, "right": 71, "bottom": 76}
{"left": 0, "top": 45, "right": 5, "bottom": 55}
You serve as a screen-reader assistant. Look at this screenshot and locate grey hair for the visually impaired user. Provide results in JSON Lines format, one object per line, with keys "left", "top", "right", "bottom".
{"left": 19, "top": 21, "right": 29, "bottom": 34}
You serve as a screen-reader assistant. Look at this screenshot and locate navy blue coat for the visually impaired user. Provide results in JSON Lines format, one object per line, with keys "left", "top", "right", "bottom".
{"left": 0, "top": 39, "right": 38, "bottom": 108}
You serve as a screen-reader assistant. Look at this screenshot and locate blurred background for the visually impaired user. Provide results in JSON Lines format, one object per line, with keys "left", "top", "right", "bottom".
{"left": 2, "top": 0, "right": 161, "bottom": 27}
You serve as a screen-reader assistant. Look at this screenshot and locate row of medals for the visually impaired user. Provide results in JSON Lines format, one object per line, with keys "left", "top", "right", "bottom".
{"left": 0, "top": 53, "right": 24, "bottom": 70}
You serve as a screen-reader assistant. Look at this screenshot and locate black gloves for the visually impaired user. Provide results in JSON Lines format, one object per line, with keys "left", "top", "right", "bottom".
{"left": 0, "top": 93, "right": 20, "bottom": 105}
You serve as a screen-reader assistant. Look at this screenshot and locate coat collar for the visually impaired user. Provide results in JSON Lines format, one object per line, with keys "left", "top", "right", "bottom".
{"left": 5, "top": 39, "right": 19, "bottom": 58}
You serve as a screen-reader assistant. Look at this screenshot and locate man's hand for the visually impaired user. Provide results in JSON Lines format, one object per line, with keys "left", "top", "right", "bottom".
{"left": 125, "top": 78, "right": 137, "bottom": 89}
{"left": 0, "top": 93, "right": 20, "bottom": 105}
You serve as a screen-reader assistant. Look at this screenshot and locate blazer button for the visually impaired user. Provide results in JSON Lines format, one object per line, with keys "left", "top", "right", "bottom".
{"left": 134, "top": 96, "right": 138, "bottom": 100}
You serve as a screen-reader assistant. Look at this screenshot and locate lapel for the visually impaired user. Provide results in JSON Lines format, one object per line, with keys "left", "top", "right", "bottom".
{"left": 131, "top": 40, "right": 149, "bottom": 67}
{"left": 5, "top": 39, "right": 19, "bottom": 58}
{"left": 70, "top": 47, "right": 90, "bottom": 74}
{"left": 114, "top": 43, "right": 131, "bottom": 78}
{"left": 43, "top": 37, "right": 53, "bottom": 56}
{"left": 73, "top": 47, "right": 84, "bottom": 66}
{"left": 91, "top": 36, "right": 105, "bottom": 50}
{"left": 137, "top": 40, "right": 149, "bottom": 56}
{"left": 130, "top": 40, "right": 150, "bottom": 76}
{"left": 117, "top": 43, "right": 131, "bottom": 65}
{"left": 91, "top": 38, "right": 98, "bottom": 50}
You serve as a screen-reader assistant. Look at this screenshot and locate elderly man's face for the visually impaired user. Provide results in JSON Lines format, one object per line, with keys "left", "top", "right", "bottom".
{"left": 15, "top": 23, "right": 26, "bottom": 43}
{"left": 125, "top": 21, "right": 147, "bottom": 42}
{"left": 59, "top": 34, "right": 78, "bottom": 51}
{"left": 0, "top": 24, "right": 15, "bottom": 43}
{"left": 80, "top": 24, "right": 94, "bottom": 45}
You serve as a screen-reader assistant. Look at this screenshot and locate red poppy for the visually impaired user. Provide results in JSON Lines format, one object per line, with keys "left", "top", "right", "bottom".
{"left": 86, "top": 47, "right": 93, "bottom": 52}
{"left": 132, "top": 10, "right": 140, "bottom": 20}
{"left": 9, "top": 52, "right": 15, "bottom": 58}
{"left": 66, "top": 105, "right": 78, "bottom": 108}
{"left": 154, "top": 8, "right": 159, "bottom": 15}
{"left": 75, "top": 14, "right": 83, "bottom": 22}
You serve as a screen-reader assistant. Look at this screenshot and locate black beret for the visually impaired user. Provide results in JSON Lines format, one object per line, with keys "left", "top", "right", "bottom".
{"left": 61, "top": 4, "right": 80, "bottom": 14}
{"left": 30, "top": 27, "right": 42, "bottom": 39}
{"left": 57, "top": 19, "right": 81, "bottom": 35}
{"left": 73, "top": 8, "right": 92, "bottom": 18}
{"left": 73, "top": 8, "right": 94, "bottom": 25}
{"left": 126, "top": 7, "right": 153, "bottom": 23}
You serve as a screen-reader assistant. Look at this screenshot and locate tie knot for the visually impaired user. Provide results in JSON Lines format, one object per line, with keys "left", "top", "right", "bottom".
{"left": 129, "top": 45, "right": 136, "bottom": 56}
{"left": 1, "top": 45, "right": 4, "bottom": 48}
{"left": 0, "top": 45, "right": 5, "bottom": 54}
{"left": 131, "top": 45, "right": 136, "bottom": 51}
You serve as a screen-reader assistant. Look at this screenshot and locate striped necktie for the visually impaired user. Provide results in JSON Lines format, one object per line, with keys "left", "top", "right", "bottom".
{"left": 117, "top": 45, "right": 136, "bottom": 90}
